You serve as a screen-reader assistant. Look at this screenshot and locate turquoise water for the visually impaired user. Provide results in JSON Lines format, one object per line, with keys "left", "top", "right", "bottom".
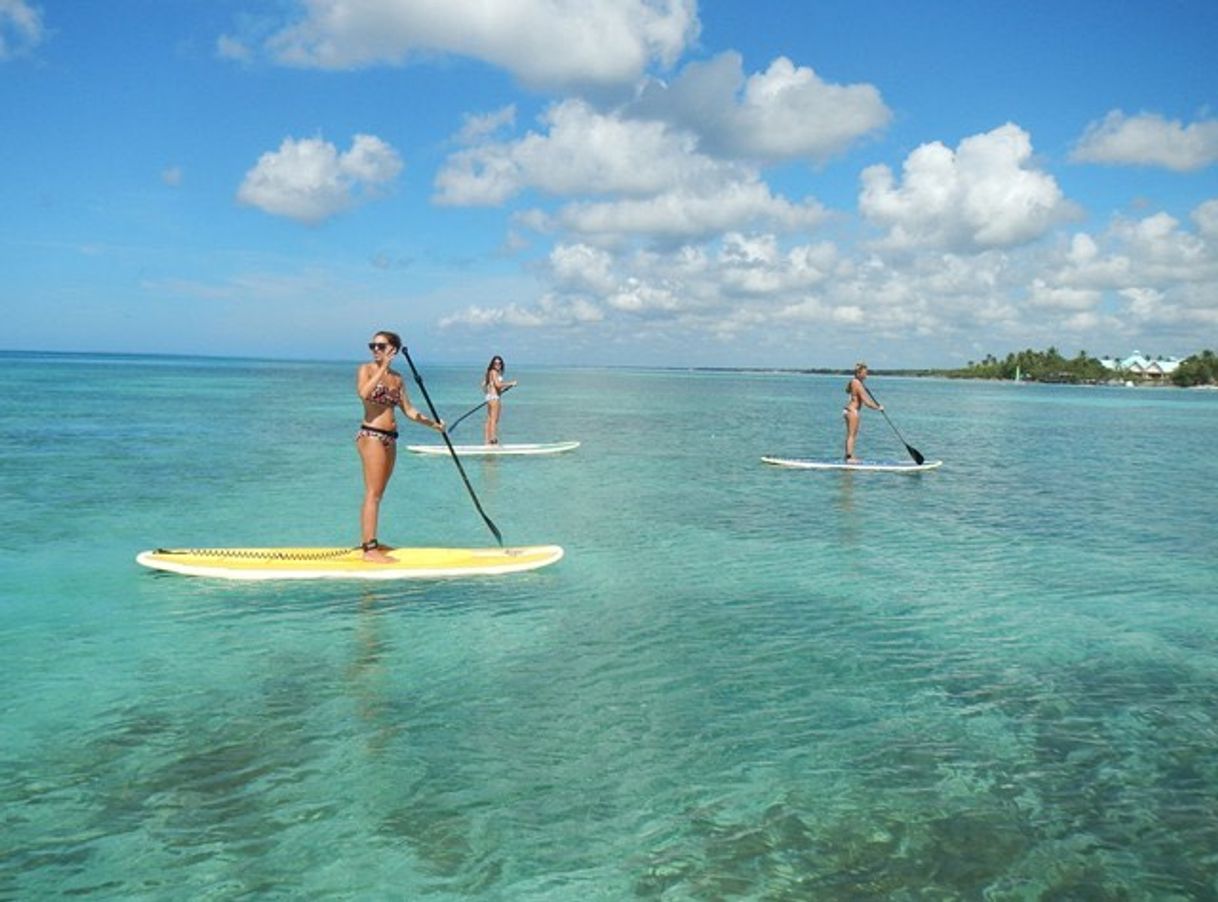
{"left": 2, "top": 351, "right": 1217, "bottom": 899}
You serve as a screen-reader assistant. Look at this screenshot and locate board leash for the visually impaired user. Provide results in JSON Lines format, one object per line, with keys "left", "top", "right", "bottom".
{"left": 156, "top": 548, "right": 358, "bottom": 561}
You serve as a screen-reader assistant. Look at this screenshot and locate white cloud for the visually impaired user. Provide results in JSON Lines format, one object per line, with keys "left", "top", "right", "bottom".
{"left": 606, "top": 278, "right": 682, "bottom": 314}
{"left": 455, "top": 105, "right": 517, "bottom": 146}
{"left": 0, "top": 0, "right": 44, "bottom": 59}
{"left": 1195, "top": 199, "right": 1218, "bottom": 240}
{"left": 634, "top": 52, "right": 891, "bottom": 162}
{"left": 259, "top": 0, "right": 698, "bottom": 88}
{"left": 216, "top": 33, "right": 252, "bottom": 63}
{"left": 1071, "top": 111, "right": 1218, "bottom": 172}
{"left": 1119, "top": 286, "right": 1167, "bottom": 320}
{"left": 1040, "top": 202, "right": 1218, "bottom": 334}
{"left": 438, "top": 194, "right": 1218, "bottom": 358}
{"left": 549, "top": 179, "right": 825, "bottom": 242}
{"left": 436, "top": 99, "right": 826, "bottom": 242}
{"left": 1053, "top": 232, "right": 1133, "bottom": 289}
{"left": 429, "top": 99, "right": 1213, "bottom": 361}
{"left": 339, "top": 134, "right": 403, "bottom": 183}
{"left": 444, "top": 233, "right": 881, "bottom": 335}
{"left": 436, "top": 99, "right": 713, "bottom": 205}
{"left": 237, "top": 134, "right": 402, "bottom": 224}
{"left": 714, "top": 233, "right": 839, "bottom": 296}
{"left": 1027, "top": 279, "right": 1101, "bottom": 311}
{"left": 549, "top": 243, "right": 617, "bottom": 294}
{"left": 440, "top": 295, "right": 604, "bottom": 329}
{"left": 440, "top": 192, "right": 1218, "bottom": 353}
{"left": 859, "top": 124, "right": 1072, "bottom": 251}
{"left": 161, "top": 166, "right": 183, "bottom": 187}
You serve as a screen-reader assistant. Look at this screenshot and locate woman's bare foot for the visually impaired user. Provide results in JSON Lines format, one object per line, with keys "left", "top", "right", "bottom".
{"left": 361, "top": 540, "right": 395, "bottom": 563}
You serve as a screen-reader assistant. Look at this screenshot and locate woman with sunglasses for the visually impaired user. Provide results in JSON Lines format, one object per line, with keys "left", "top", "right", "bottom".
{"left": 482, "top": 355, "right": 517, "bottom": 445}
{"left": 356, "top": 331, "right": 444, "bottom": 562}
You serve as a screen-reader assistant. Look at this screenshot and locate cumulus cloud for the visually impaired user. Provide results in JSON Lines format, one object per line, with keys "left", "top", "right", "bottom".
{"left": 1041, "top": 201, "right": 1218, "bottom": 335}
{"left": 548, "top": 179, "right": 825, "bottom": 242}
{"left": 859, "top": 123, "right": 1072, "bottom": 252}
{"left": 427, "top": 97, "right": 1212, "bottom": 358}
{"left": 1026, "top": 279, "right": 1101, "bottom": 311}
{"left": 634, "top": 52, "right": 891, "bottom": 162}
{"left": 1104, "top": 212, "right": 1214, "bottom": 284}
{"left": 549, "top": 243, "right": 617, "bottom": 294}
{"left": 1194, "top": 199, "right": 1218, "bottom": 240}
{"left": 1071, "top": 111, "right": 1218, "bottom": 172}
{"left": 443, "top": 232, "right": 862, "bottom": 334}
{"left": 439, "top": 295, "right": 604, "bottom": 329}
{"left": 237, "top": 134, "right": 402, "bottom": 224}
{"left": 436, "top": 99, "right": 713, "bottom": 205}
{"left": 605, "top": 278, "right": 683, "bottom": 314}
{"left": 455, "top": 105, "right": 517, "bottom": 146}
{"left": 0, "top": 0, "right": 44, "bottom": 59}
{"left": 436, "top": 99, "right": 826, "bottom": 242}
{"left": 439, "top": 192, "right": 1218, "bottom": 360}
{"left": 255, "top": 0, "right": 698, "bottom": 88}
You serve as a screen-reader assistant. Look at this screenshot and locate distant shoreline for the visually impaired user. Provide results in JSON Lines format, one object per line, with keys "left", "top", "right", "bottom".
{"left": 0, "top": 349, "right": 1208, "bottom": 386}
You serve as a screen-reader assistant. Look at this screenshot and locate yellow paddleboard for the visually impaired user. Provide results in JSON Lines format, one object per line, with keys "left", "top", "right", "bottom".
{"left": 136, "top": 545, "right": 563, "bottom": 581}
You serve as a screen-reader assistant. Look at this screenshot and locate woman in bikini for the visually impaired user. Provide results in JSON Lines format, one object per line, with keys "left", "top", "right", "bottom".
{"left": 482, "top": 355, "right": 517, "bottom": 445}
{"left": 843, "top": 362, "right": 882, "bottom": 463}
{"left": 355, "top": 331, "right": 445, "bottom": 562}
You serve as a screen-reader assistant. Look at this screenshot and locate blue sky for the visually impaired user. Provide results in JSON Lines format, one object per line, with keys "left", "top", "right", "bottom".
{"left": 2, "top": 0, "right": 1217, "bottom": 367}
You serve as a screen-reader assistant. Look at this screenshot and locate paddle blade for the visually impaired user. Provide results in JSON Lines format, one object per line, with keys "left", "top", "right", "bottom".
{"left": 865, "top": 385, "right": 928, "bottom": 465}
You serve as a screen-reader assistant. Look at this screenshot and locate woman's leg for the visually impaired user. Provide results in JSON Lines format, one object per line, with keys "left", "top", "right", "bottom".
{"left": 843, "top": 410, "right": 860, "bottom": 461}
{"left": 357, "top": 436, "right": 396, "bottom": 561}
{"left": 486, "top": 399, "right": 501, "bottom": 444}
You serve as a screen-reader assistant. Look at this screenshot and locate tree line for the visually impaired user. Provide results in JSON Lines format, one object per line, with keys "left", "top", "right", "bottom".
{"left": 1171, "top": 350, "right": 1218, "bottom": 386}
{"left": 948, "top": 347, "right": 1108, "bottom": 382}
{"left": 944, "top": 348, "right": 1218, "bottom": 385}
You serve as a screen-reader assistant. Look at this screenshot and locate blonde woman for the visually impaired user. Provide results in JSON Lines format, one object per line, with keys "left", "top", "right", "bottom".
{"left": 355, "top": 331, "right": 444, "bottom": 562}
{"left": 482, "top": 355, "right": 517, "bottom": 445}
{"left": 843, "top": 362, "right": 883, "bottom": 462}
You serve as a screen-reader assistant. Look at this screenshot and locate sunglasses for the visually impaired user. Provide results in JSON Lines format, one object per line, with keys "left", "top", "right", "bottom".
{"left": 368, "top": 342, "right": 392, "bottom": 352}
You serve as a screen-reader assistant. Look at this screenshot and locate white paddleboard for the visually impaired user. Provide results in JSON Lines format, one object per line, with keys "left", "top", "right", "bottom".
{"left": 762, "top": 456, "right": 942, "bottom": 472}
{"left": 406, "top": 441, "right": 580, "bottom": 456}
{"left": 136, "top": 545, "right": 564, "bottom": 580}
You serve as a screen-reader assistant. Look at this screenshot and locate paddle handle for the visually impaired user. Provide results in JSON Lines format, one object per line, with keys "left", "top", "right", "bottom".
{"left": 448, "top": 383, "right": 515, "bottom": 434}
{"left": 863, "top": 386, "right": 925, "bottom": 466}
{"left": 400, "top": 347, "right": 504, "bottom": 546}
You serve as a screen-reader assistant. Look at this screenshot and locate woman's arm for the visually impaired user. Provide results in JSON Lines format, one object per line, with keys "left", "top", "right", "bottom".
{"left": 399, "top": 391, "right": 445, "bottom": 432}
{"left": 849, "top": 378, "right": 881, "bottom": 410}
{"left": 356, "top": 357, "right": 392, "bottom": 399}
{"left": 860, "top": 382, "right": 883, "bottom": 410}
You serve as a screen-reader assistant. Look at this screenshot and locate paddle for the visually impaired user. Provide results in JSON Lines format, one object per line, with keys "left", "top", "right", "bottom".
{"left": 864, "top": 386, "right": 926, "bottom": 465}
{"left": 447, "top": 383, "right": 515, "bottom": 435}
{"left": 399, "top": 346, "right": 504, "bottom": 547}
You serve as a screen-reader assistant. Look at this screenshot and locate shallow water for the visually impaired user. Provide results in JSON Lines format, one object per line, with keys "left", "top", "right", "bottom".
{"left": 2, "top": 352, "right": 1217, "bottom": 898}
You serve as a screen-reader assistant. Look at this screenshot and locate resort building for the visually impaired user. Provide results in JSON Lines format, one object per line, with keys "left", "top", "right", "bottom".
{"left": 1098, "top": 351, "right": 1181, "bottom": 381}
